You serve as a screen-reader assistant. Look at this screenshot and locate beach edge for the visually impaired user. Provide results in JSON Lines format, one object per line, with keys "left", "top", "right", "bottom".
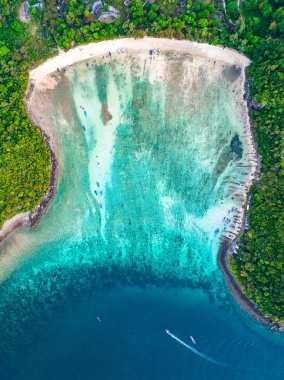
{"left": 218, "top": 72, "right": 284, "bottom": 332}
{"left": 0, "top": 94, "right": 58, "bottom": 243}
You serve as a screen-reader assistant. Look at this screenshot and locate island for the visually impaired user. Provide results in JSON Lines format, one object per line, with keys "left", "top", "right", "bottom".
{"left": 0, "top": 1, "right": 283, "bottom": 378}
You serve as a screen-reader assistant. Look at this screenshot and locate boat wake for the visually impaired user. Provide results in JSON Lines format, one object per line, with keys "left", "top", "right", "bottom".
{"left": 165, "top": 330, "right": 226, "bottom": 367}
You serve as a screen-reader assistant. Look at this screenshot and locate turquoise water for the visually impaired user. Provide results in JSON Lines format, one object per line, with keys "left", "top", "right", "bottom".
{"left": 0, "top": 51, "right": 283, "bottom": 379}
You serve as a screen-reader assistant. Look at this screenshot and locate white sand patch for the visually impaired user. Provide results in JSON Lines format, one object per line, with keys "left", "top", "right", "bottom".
{"left": 29, "top": 38, "right": 250, "bottom": 90}
{"left": 0, "top": 212, "right": 30, "bottom": 242}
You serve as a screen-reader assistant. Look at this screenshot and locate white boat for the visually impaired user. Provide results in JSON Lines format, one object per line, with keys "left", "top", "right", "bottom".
{"left": 165, "top": 329, "right": 171, "bottom": 334}
{"left": 190, "top": 335, "right": 196, "bottom": 344}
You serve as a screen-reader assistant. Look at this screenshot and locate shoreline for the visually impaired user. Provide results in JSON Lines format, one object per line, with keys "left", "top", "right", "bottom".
{"left": 0, "top": 37, "right": 278, "bottom": 330}
{"left": 28, "top": 129, "right": 58, "bottom": 229}
{"left": 218, "top": 72, "right": 284, "bottom": 332}
{"left": 0, "top": 212, "right": 30, "bottom": 243}
{"left": 218, "top": 239, "right": 284, "bottom": 332}
{"left": 24, "top": 83, "right": 59, "bottom": 229}
{"left": 28, "top": 38, "right": 251, "bottom": 90}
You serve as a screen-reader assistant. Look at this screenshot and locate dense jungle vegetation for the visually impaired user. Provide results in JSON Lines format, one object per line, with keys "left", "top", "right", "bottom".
{"left": 0, "top": 0, "right": 283, "bottom": 324}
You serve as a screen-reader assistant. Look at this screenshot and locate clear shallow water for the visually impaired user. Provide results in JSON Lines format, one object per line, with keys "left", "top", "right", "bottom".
{"left": 0, "top": 51, "right": 283, "bottom": 379}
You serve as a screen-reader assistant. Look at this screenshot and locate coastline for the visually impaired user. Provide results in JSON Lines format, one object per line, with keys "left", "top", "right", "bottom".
{"left": 0, "top": 37, "right": 277, "bottom": 330}
{"left": 24, "top": 81, "right": 59, "bottom": 229}
{"left": 218, "top": 72, "right": 284, "bottom": 332}
{"left": 0, "top": 130, "right": 58, "bottom": 240}
{"left": 28, "top": 38, "right": 251, "bottom": 91}
{"left": 0, "top": 212, "right": 30, "bottom": 243}
{"left": 218, "top": 239, "right": 284, "bottom": 332}
{"left": 28, "top": 129, "right": 58, "bottom": 229}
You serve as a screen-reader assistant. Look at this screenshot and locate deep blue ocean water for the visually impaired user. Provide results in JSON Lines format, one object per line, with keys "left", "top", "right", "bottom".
{"left": 0, "top": 277, "right": 284, "bottom": 380}
{"left": 0, "top": 49, "right": 283, "bottom": 379}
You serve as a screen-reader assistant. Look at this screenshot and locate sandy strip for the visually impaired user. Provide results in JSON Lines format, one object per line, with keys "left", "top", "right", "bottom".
{"left": 0, "top": 212, "right": 30, "bottom": 243}
{"left": 28, "top": 37, "right": 251, "bottom": 91}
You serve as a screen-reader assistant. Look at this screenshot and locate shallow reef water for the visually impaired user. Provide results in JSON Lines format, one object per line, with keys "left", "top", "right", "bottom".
{"left": 0, "top": 51, "right": 283, "bottom": 379}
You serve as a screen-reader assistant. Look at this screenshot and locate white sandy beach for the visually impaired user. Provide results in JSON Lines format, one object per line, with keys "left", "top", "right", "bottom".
{"left": 29, "top": 38, "right": 251, "bottom": 90}
{"left": 0, "top": 212, "right": 30, "bottom": 242}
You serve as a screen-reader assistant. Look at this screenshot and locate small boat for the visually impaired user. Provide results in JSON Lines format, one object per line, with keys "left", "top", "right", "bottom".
{"left": 190, "top": 335, "right": 196, "bottom": 344}
{"left": 97, "top": 316, "right": 102, "bottom": 322}
{"left": 165, "top": 329, "right": 171, "bottom": 334}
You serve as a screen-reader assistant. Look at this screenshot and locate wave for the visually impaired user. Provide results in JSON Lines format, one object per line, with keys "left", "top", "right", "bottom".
{"left": 165, "top": 330, "right": 226, "bottom": 367}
